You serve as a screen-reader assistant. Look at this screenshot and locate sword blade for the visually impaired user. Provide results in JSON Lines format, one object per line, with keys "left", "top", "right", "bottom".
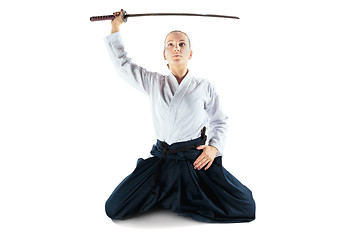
{"left": 126, "top": 13, "right": 239, "bottom": 20}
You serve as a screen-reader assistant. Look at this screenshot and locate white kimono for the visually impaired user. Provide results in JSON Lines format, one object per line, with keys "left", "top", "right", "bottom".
{"left": 104, "top": 32, "right": 228, "bottom": 156}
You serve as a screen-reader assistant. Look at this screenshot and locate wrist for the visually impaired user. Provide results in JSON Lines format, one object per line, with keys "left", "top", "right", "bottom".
{"left": 209, "top": 145, "right": 218, "bottom": 152}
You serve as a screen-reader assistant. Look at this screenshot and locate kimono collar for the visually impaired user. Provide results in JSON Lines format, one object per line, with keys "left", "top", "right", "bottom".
{"left": 169, "top": 69, "right": 192, "bottom": 87}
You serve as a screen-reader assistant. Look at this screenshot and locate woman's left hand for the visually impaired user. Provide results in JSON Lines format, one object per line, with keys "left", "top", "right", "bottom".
{"left": 193, "top": 145, "right": 218, "bottom": 170}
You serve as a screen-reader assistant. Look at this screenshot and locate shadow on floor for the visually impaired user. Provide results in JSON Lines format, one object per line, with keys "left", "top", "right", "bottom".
{"left": 111, "top": 208, "right": 204, "bottom": 229}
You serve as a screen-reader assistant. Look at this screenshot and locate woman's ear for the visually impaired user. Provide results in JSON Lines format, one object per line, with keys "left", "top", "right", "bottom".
{"left": 163, "top": 50, "right": 167, "bottom": 60}
{"left": 189, "top": 50, "right": 193, "bottom": 60}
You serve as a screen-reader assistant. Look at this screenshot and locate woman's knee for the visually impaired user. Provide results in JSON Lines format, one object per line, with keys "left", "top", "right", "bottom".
{"left": 245, "top": 198, "right": 256, "bottom": 221}
{"left": 105, "top": 197, "right": 122, "bottom": 219}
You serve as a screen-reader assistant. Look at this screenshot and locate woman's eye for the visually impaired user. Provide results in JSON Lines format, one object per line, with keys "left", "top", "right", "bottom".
{"left": 168, "top": 43, "right": 173, "bottom": 46}
{"left": 179, "top": 43, "right": 185, "bottom": 47}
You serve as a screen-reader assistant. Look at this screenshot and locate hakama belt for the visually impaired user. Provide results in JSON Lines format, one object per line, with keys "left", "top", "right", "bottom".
{"left": 149, "top": 127, "right": 207, "bottom": 193}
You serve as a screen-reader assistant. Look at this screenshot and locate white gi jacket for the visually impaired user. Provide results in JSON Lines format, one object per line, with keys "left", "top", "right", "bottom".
{"left": 104, "top": 32, "right": 228, "bottom": 157}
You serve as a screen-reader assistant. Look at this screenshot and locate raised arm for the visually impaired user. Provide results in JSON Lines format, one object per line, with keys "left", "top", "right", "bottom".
{"left": 104, "top": 10, "right": 154, "bottom": 94}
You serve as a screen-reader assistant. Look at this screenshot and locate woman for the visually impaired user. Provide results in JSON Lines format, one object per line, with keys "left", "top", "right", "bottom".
{"left": 104, "top": 10, "right": 255, "bottom": 223}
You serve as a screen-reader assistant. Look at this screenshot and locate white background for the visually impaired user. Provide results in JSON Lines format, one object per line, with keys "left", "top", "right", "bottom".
{"left": 1, "top": 0, "right": 346, "bottom": 239}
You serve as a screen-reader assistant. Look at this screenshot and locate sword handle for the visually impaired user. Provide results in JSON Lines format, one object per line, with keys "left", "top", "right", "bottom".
{"left": 90, "top": 10, "right": 128, "bottom": 22}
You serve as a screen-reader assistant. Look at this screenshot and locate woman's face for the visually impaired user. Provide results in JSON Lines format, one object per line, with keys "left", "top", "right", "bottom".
{"left": 164, "top": 32, "right": 192, "bottom": 68}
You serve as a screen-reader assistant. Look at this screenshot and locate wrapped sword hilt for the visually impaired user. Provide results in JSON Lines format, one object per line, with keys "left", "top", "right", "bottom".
{"left": 90, "top": 10, "right": 128, "bottom": 22}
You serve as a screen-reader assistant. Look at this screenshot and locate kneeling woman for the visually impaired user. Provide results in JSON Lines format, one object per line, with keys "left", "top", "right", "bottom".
{"left": 103, "top": 10, "right": 255, "bottom": 223}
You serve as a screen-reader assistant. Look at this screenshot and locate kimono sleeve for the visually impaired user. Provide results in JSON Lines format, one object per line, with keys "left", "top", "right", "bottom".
{"left": 104, "top": 32, "right": 154, "bottom": 94}
{"left": 204, "top": 82, "right": 229, "bottom": 156}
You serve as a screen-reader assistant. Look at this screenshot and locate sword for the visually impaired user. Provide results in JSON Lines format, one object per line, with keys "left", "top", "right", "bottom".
{"left": 90, "top": 10, "right": 239, "bottom": 22}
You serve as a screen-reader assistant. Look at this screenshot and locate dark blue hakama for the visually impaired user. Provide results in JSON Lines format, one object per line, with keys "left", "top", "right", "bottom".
{"left": 105, "top": 135, "right": 255, "bottom": 223}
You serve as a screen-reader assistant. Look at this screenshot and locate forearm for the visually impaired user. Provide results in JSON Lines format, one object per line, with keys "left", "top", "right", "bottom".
{"left": 111, "top": 10, "right": 123, "bottom": 34}
{"left": 205, "top": 84, "right": 229, "bottom": 156}
{"left": 111, "top": 26, "right": 120, "bottom": 34}
{"left": 208, "top": 123, "right": 228, "bottom": 156}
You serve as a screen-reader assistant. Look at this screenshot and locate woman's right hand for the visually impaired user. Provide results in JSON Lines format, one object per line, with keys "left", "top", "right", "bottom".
{"left": 111, "top": 9, "right": 124, "bottom": 34}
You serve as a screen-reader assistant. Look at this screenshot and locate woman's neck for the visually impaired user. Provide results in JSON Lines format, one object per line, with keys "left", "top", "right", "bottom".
{"left": 171, "top": 67, "right": 189, "bottom": 84}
